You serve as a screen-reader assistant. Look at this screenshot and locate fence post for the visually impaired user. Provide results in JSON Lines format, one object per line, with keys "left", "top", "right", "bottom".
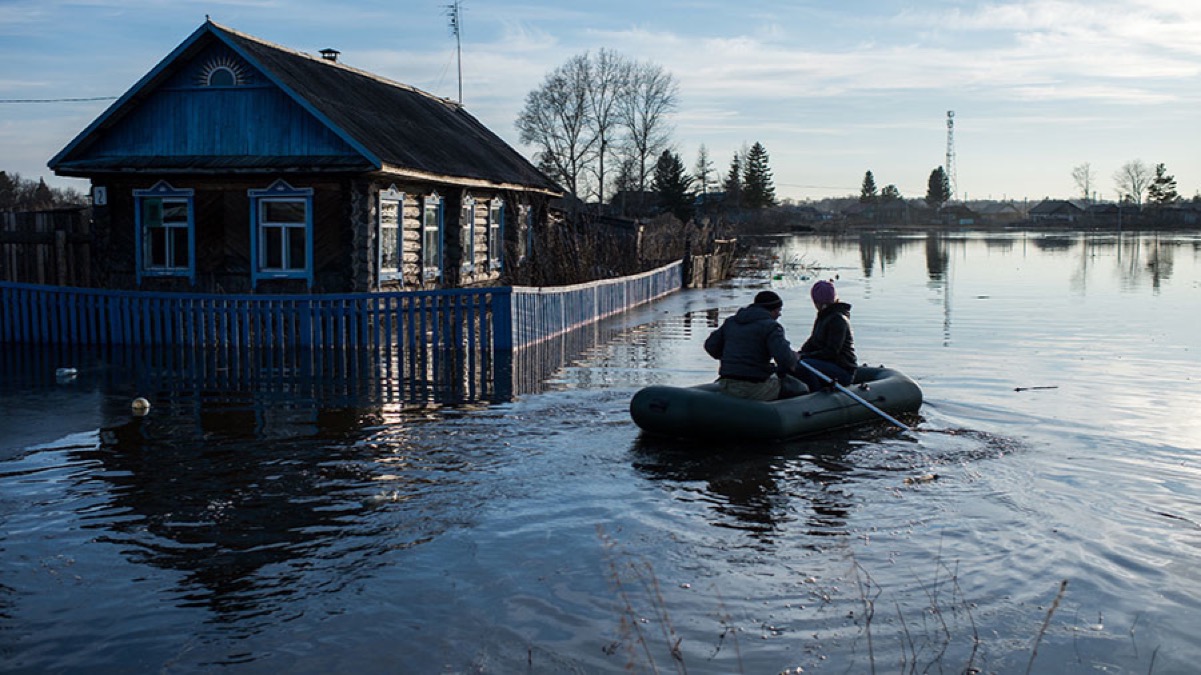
{"left": 491, "top": 286, "right": 513, "bottom": 350}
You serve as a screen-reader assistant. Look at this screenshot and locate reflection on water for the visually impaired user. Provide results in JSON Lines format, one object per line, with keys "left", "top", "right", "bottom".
{"left": 631, "top": 437, "right": 857, "bottom": 545}
{"left": 3, "top": 230, "right": 1201, "bottom": 674}
{"left": 840, "top": 229, "right": 1188, "bottom": 289}
{"left": 0, "top": 315, "right": 638, "bottom": 436}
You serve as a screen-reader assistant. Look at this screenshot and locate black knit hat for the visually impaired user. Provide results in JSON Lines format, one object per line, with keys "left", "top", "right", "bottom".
{"left": 753, "top": 290, "right": 783, "bottom": 310}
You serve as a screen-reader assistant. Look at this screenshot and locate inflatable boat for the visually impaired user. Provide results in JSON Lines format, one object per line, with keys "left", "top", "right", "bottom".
{"left": 629, "top": 366, "right": 922, "bottom": 441}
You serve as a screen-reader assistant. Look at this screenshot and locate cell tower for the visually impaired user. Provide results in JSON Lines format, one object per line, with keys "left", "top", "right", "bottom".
{"left": 445, "top": 1, "right": 463, "bottom": 103}
{"left": 945, "top": 110, "right": 957, "bottom": 201}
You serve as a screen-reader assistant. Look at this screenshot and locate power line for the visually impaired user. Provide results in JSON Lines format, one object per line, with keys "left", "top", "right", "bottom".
{"left": 0, "top": 96, "right": 118, "bottom": 103}
{"left": 776, "top": 183, "right": 859, "bottom": 191}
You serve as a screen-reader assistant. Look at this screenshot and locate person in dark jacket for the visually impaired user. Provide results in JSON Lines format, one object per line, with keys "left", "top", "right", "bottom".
{"left": 704, "top": 290, "right": 806, "bottom": 400}
{"left": 795, "top": 280, "right": 857, "bottom": 392}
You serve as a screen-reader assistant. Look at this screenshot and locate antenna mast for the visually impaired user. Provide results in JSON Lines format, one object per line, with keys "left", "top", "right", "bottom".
{"left": 445, "top": 1, "right": 463, "bottom": 103}
{"left": 945, "top": 110, "right": 957, "bottom": 201}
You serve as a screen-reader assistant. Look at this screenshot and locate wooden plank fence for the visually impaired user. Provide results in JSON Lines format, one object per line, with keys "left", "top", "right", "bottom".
{"left": 0, "top": 208, "right": 92, "bottom": 287}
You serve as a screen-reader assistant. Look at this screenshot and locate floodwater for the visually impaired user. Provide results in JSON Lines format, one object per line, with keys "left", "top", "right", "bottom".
{"left": 2, "top": 230, "right": 1200, "bottom": 674}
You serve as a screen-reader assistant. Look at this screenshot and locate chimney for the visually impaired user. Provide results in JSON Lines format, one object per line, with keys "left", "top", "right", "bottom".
{"left": 320, "top": 48, "right": 340, "bottom": 62}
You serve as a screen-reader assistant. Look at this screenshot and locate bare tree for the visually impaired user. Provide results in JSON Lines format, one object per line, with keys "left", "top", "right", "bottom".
{"left": 1113, "top": 160, "right": 1151, "bottom": 205}
{"left": 584, "top": 49, "right": 631, "bottom": 205}
{"left": 516, "top": 55, "right": 598, "bottom": 200}
{"left": 693, "top": 144, "right": 714, "bottom": 196}
{"left": 1071, "top": 163, "right": 1095, "bottom": 202}
{"left": 619, "top": 60, "right": 679, "bottom": 192}
{"left": 517, "top": 52, "right": 676, "bottom": 205}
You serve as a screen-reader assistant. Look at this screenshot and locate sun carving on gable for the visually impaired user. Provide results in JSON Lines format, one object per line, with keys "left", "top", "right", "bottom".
{"left": 197, "top": 55, "right": 250, "bottom": 87}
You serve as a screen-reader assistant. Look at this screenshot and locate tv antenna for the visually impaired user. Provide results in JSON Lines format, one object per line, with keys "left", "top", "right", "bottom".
{"left": 445, "top": 1, "right": 463, "bottom": 103}
{"left": 945, "top": 110, "right": 957, "bottom": 201}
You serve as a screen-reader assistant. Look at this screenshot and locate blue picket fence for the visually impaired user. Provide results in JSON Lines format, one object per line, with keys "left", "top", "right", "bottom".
{"left": 0, "top": 261, "right": 682, "bottom": 352}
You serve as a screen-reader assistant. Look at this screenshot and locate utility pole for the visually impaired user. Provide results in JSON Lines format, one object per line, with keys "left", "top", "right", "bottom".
{"left": 945, "top": 110, "right": 957, "bottom": 202}
{"left": 445, "top": 1, "right": 463, "bottom": 103}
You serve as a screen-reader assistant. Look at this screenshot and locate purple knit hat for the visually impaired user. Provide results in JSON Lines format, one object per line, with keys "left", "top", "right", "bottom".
{"left": 811, "top": 280, "right": 837, "bottom": 305}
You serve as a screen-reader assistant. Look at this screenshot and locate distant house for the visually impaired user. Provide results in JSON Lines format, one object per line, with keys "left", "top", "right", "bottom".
{"left": 939, "top": 203, "right": 976, "bottom": 226}
{"left": 1174, "top": 202, "right": 1201, "bottom": 226}
{"left": 792, "top": 205, "right": 832, "bottom": 222}
{"left": 1028, "top": 199, "right": 1084, "bottom": 224}
{"left": 841, "top": 200, "right": 910, "bottom": 225}
{"left": 49, "top": 20, "right": 561, "bottom": 293}
{"left": 976, "top": 201, "right": 1024, "bottom": 225}
{"left": 875, "top": 199, "right": 910, "bottom": 225}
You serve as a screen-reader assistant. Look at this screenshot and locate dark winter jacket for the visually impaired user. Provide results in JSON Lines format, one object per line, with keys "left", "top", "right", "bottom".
{"left": 704, "top": 305, "right": 798, "bottom": 381}
{"left": 799, "top": 302, "right": 857, "bottom": 372}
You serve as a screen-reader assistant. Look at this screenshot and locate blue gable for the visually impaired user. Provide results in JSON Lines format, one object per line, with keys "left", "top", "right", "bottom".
{"left": 51, "top": 24, "right": 372, "bottom": 174}
{"left": 50, "top": 20, "right": 560, "bottom": 193}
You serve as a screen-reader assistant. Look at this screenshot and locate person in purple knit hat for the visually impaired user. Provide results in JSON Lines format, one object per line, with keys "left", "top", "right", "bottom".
{"left": 794, "top": 279, "right": 858, "bottom": 392}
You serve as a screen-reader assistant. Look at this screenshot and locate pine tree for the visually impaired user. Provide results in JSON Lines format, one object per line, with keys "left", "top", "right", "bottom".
{"left": 742, "top": 142, "right": 776, "bottom": 208}
{"left": 32, "top": 179, "right": 54, "bottom": 211}
{"left": 0, "top": 171, "right": 15, "bottom": 211}
{"left": 880, "top": 185, "right": 902, "bottom": 203}
{"left": 1146, "top": 163, "right": 1179, "bottom": 207}
{"left": 925, "top": 167, "right": 951, "bottom": 208}
{"left": 651, "top": 150, "right": 695, "bottom": 222}
{"left": 723, "top": 153, "right": 743, "bottom": 208}
{"left": 860, "top": 171, "right": 878, "bottom": 203}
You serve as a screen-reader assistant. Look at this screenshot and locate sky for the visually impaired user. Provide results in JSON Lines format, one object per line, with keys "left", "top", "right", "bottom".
{"left": 2, "top": 0, "right": 1199, "bottom": 204}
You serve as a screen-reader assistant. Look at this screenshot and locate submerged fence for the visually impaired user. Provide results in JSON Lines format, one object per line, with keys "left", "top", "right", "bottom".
{"left": 510, "top": 262, "right": 682, "bottom": 348}
{"left": 0, "top": 261, "right": 682, "bottom": 353}
{"left": 1, "top": 261, "right": 682, "bottom": 407}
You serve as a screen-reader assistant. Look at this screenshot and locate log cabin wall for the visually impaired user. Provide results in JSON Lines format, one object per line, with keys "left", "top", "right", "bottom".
{"left": 49, "top": 22, "right": 563, "bottom": 294}
{"left": 90, "top": 175, "right": 355, "bottom": 294}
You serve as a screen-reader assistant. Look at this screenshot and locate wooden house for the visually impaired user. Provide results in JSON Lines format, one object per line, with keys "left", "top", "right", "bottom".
{"left": 976, "top": 201, "right": 1024, "bottom": 225}
{"left": 48, "top": 20, "right": 561, "bottom": 293}
{"left": 1028, "top": 199, "right": 1084, "bottom": 224}
{"left": 939, "top": 203, "right": 977, "bottom": 227}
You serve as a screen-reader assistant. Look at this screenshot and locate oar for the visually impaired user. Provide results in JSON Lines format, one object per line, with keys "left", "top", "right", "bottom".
{"left": 796, "top": 360, "right": 915, "bottom": 434}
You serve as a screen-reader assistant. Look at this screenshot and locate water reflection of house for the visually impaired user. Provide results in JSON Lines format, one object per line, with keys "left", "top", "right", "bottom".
{"left": 48, "top": 20, "right": 561, "bottom": 294}
{"left": 1028, "top": 199, "right": 1084, "bottom": 224}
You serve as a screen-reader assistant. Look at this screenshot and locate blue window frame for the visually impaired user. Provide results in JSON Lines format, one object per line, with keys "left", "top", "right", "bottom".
{"left": 133, "top": 181, "right": 195, "bottom": 285}
{"left": 422, "top": 194, "right": 443, "bottom": 283}
{"left": 378, "top": 185, "right": 405, "bottom": 285}
{"left": 488, "top": 199, "right": 504, "bottom": 271}
{"left": 249, "top": 180, "right": 313, "bottom": 288}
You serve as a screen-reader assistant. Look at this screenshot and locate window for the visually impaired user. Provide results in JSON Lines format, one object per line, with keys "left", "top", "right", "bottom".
{"left": 460, "top": 197, "right": 475, "bottom": 276}
{"left": 378, "top": 186, "right": 405, "bottom": 284}
{"left": 133, "top": 181, "right": 194, "bottom": 284}
{"left": 249, "top": 180, "right": 313, "bottom": 287}
{"left": 207, "top": 67, "right": 236, "bottom": 87}
{"left": 523, "top": 205, "right": 535, "bottom": 263}
{"left": 198, "top": 54, "right": 249, "bottom": 87}
{"left": 487, "top": 199, "right": 504, "bottom": 271}
{"left": 259, "top": 200, "right": 306, "bottom": 270}
{"left": 422, "top": 194, "right": 443, "bottom": 282}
